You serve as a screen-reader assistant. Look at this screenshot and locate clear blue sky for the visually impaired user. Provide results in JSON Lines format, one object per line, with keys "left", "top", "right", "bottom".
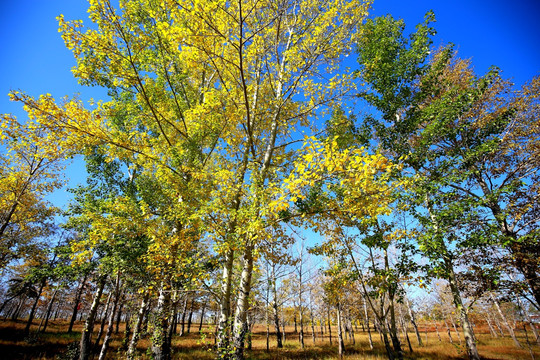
{"left": 1, "top": 0, "right": 539, "bottom": 208}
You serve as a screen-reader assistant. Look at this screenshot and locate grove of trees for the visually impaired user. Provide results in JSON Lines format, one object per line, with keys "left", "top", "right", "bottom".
{"left": 1, "top": 1, "right": 538, "bottom": 360}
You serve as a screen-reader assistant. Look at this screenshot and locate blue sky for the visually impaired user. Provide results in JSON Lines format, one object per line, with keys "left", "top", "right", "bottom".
{"left": 1, "top": 0, "right": 539, "bottom": 209}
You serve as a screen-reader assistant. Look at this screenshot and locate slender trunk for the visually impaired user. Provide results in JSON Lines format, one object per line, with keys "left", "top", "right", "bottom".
{"left": 337, "top": 303, "right": 345, "bottom": 359}
{"left": 381, "top": 320, "right": 395, "bottom": 360}
{"left": 199, "top": 300, "right": 207, "bottom": 332}
{"left": 24, "top": 280, "right": 45, "bottom": 335}
{"left": 272, "top": 300, "right": 283, "bottom": 348}
{"left": 122, "top": 312, "right": 132, "bottom": 351}
{"left": 53, "top": 300, "right": 62, "bottom": 320}
{"left": 97, "top": 273, "right": 121, "bottom": 360}
{"left": 433, "top": 321, "right": 442, "bottom": 342}
{"left": 517, "top": 295, "right": 540, "bottom": 345}
{"left": 494, "top": 315, "right": 505, "bottom": 336}
{"left": 232, "top": 241, "right": 255, "bottom": 360}
{"left": 115, "top": 292, "right": 124, "bottom": 334}
{"left": 446, "top": 257, "right": 480, "bottom": 360}
{"left": 187, "top": 299, "right": 195, "bottom": 334}
{"left": 347, "top": 311, "right": 355, "bottom": 345}
{"left": 180, "top": 296, "right": 189, "bottom": 336}
{"left": 425, "top": 193, "right": 479, "bottom": 359}
{"left": 265, "top": 300, "right": 270, "bottom": 351}
{"left": 485, "top": 315, "right": 498, "bottom": 338}
{"left": 327, "top": 307, "right": 332, "bottom": 345}
{"left": 94, "top": 290, "right": 113, "bottom": 350}
{"left": 167, "top": 291, "right": 179, "bottom": 348}
{"left": 11, "top": 294, "right": 26, "bottom": 320}
{"left": 151, "top": 285, "right": 172, "bottom": 360}
{"left": 299, "top": 307, "right": 305, "bottom": 349}
{"left": 127, "top": 291, "right": 150, "bottom": 359}
{"left": 79, "top": 275, "right": 106, "bottom": 360}
{"left": 310, "top": 309, "right": 316, "bottom": 344}
{"left": 400, "top": 315, "right": 413, "bottom": 353}
{"left": 406, "top": 299, "right": 422, "bottom": 346}
{"left": 271, "top": 266, "right": 282, "bottom": 348}
{"left": 69, "top": 274, "right": 88, "bottom": 333}
{"left": 444, "top": 319, "right": 453, "bottom": 343}
{"left": 39, "top": 288, "right": 58, "bottom": 332}
{"left": 450, "top": 316, "right": 462, "bottom": 344}
{"left": 491, "top": 292, "right": 522, "bottom": 348}
{"left": 0, "top": 293, "right": 19, "bottom": 316}
{"left": 282, "top": 314, "right": 286, "bottom": 343}
{"left": 174, "top": 307, "right": 179, "bottom": 335}
{"left": 217, "top": 249, "right": 234, "bottom": 358}
{"left": 363, "top": 301, "right": 373, "bottom": 350}
{"left": 388, "top": 295, "right": 403, "bottom": 360}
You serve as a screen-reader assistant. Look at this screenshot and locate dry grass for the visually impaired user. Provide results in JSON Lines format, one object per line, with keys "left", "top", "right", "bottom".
{"left": 1, "top": 319, "right": 539, "bottom": 359}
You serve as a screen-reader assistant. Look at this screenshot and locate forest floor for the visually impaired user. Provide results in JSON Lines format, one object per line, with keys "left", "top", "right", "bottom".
{"left": 0, "top": 319, "right": 539, "bottom": 359}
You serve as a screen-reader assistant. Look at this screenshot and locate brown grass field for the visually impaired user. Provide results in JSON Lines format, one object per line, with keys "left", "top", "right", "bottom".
{"left": 1, "top": 319, "right": 539, "bottom": 359}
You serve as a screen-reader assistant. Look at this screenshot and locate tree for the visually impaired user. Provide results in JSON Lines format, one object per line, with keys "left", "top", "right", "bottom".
{"left": 9, "top": 1, "right": 373, "bottom": 359}
{"left": 0, "top": 115, "right": 64, "bottom": 269}
{"left": 354, "top": 13, "right": 484, "bottom": 360}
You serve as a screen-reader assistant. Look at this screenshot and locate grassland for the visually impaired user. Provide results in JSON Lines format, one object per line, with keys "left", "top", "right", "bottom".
{"left": 1, "top": 319, "right": 539, "bottom": 359}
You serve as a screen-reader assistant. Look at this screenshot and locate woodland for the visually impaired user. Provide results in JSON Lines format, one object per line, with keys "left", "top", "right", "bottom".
{"left": 0, "top": 0, "right": 539, "bottom": 359}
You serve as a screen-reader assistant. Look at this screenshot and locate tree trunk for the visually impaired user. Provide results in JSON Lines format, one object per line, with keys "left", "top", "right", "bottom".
{"left": 517, "top": 295, "right": 540, "bottom": 345}
{"left": 127, "top": 291, "right": 150, "bottom": 359}
{"left": 491, "top": 292, "right": 522, "bottom": 348}
{"left": 11, "top": 294, "right": 26, "bottom": 320}
{"left": 187, "top": 299, "right": 195, "bottom": 334}
{"left": 400, "top": 315, "right": 413, "bottom": 353}
{"left": 336, "top": 303, "right": 345, "bottom": 359}
{"left": 363, "top": 301, "right": 373, "bottom": 350}
{"left": 39, "top": 288, "right": 58, "bottom": 333}
{"left": 179, "top": 295, "right": 189, "bottom": 336}
{"left": 485, "top": 315, "right": 497, "bottom": 338}
{"left": 79, "top": 275, "right": 106, "bottom": 360}
{"left": 328, "top": 307, "right": 332, "bottom": 345}
{"left": 388, "top": 296, "right": 403, "bottom": 360}
{"left": 433, "top": 321, "right": 442, "bottom": 342}
{"left": 444, "top": 319, "right": 453, "bottom": 343}
{"left": 199, "top": 300, "right": 207, "bottom": 332}
{"left": 380, "top": 318, "right": 395, "bottom": 360}
{"left": 271, "top": 266, "right": 282, "bottom": 348}
{"left": 450, "top": 316, "right": 462, "bottom": 344}
{"left": 446, "top": 257, "right": 480, "bottom": 360}
{"left": 406, "top": 299, "right": 422, "bottom": 346}
{"left": 115, "top": 292, "right": 124, "bottom": 334}
{"left": 94, "top": 290, "right": 113, "bottom": 350}
{"left": 151, "top": 285, "right": 172, "bottom": 360}
{"left": 24, "top": 280, "right": 45, "bottom": 335}
{"left": 265, "top": 300, "right": 270, "bottom": 352}
{"left": 232, "top": 241, "right": 255, "bottom": 360}
{"left": 299, "top": 307, "right": 305, "bottom": 349}
{"left": 69, "top": 274, "right": 88, "bottom": 333}
{"left": 282, "top": 314, "right": 286, "bottom": 343}
{"left": 217, "top": 249, "right": 234, "bottom": 358}
{"left": 97, "top": 273, "right": 121, "bottom": 360}
{"left": 122, "top": 312, "right": 132, "bottom": 351}
{"left": 310, "top": 309, "right": 316, "bottom": 344}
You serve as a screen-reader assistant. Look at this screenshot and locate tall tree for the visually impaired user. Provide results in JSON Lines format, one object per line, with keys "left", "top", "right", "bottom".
{"left": 9, "top": 1, "right": 373, "bottom": 359}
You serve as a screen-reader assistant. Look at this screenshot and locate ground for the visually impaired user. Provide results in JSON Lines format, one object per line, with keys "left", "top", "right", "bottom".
{"left": 0, "top": 319, "right": 538, "bottom": 359}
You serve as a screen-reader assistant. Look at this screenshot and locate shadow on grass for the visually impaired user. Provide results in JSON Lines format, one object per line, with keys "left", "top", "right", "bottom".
{"left": 0, "top": 320, "right": 80, "bottom": 360}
